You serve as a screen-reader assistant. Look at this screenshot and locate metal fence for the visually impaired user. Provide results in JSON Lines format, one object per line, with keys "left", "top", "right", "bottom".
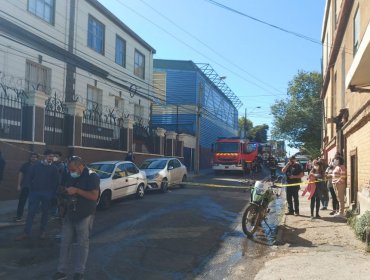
{"left": 44, "top": 92, "right": 68, "bottom": 145}
{"left": 82, "top": 105, "right": 124, "bottom": 150}
{"left": 133, "top": 122, "right": 157, "bottom": 153}
{"left": 0, "top": 82, "right": 27, "bottom": 140}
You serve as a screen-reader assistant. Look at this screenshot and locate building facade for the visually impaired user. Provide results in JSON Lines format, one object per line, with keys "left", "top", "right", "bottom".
{"left": 321, "top": 0, "right": 370, "bottom": 214}
{"left": 0, "top": 0, "right": 186, "bottom": 199}
{"left": 153, "top": 60, "right": 241, "bottom": 169}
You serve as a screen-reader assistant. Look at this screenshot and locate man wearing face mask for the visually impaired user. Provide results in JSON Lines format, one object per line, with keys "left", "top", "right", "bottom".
{"left": 282, "top": 155, "right": 304, "bottom": 216}
{"left": 53, "top": 156, "right": 100, "bottom": 280}
{"left": 16, "top": 149, "right": 59, "bottom": 240}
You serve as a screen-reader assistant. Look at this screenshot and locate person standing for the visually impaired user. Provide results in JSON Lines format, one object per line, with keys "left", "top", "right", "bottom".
{"left": 51, "top": 151, "right": 67, "bottom": 218}
{"left": 326, "top": 161, "right": 339, "bottom": 215}
{"left": 267, "top": 154, "right": 278, "bottom": 178}
{"left": 309, "top": 160, "right": 325, "bottom": 219}
{"left": 14, "top": 153, "right": 39, "bottom": 222}
{"left": 282, "top": 156, "right": 304, "bottom": 216}
{"left": 16, "top": 149, "right": 59, "bottom": 240}
{"left": 53, "top": 156, "right": 100, "bottom": 280}
{"left": 332, "top": 155, "right": 346, "bottom": 218}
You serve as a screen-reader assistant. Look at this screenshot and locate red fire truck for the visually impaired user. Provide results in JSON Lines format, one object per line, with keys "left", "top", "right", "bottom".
{"left": 211, "top": 137, "right": 261, "bottom": 173}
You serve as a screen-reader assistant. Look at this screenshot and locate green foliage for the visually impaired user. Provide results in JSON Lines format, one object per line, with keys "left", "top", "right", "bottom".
{"left": 238, "top": 117, "right": 269, "bottom": 142}
{"left": 354, "top": 211, "right": 370, "bottom": 241}
{"left": 270, "top": 70, "right": 323, "bottom": 157}
{"left": 346, "top": 209, "right": 357, "bottom": 228}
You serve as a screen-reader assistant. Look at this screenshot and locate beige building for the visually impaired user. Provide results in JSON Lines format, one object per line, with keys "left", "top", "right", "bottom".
{"left": 321, "top": 0, "right": 370, "bottom": 214}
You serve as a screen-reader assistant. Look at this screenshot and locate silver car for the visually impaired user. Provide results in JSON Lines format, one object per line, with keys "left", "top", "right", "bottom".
{"left": 140, "top": 157, "right": 187, "bottom": 192}
{"left": 89, "top": 161, "right": 147, "bottom": 209}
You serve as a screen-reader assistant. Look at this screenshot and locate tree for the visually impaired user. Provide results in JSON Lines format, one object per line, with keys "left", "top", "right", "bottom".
{"left": 270, "top": 70, "right": 322, "bottom": 157}
{"left": 249, "top": 124, "right": 269, "bottom": 143}
{"left": 238, "top": 117, "right": 269, "bottom": 142}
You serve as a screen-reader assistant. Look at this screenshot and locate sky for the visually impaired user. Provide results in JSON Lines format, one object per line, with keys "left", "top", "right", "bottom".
{"left": 98, "top": 0, "right": 326, "bottom": 155}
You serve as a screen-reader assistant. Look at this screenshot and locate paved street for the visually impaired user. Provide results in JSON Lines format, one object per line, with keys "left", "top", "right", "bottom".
{"left": 0, "top": 169, "right": 282, "bottom": 280}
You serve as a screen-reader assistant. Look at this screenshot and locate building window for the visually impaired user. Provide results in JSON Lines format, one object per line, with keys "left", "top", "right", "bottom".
{"left": 114, "top": 96, "right": 124, "bottom": 111}
{"left": 28, "top": 0, "right": 55, "bottom": 24}
{"left": 134, "top": 103, "right": 144, "bottom": 122}
{"left": 134, "top": 50, "right": 145, "bottom": 79}
{"left": 87, "top": 85, "right": 103, "bottom": 111}
{"left": 88, "top": 15, "right": 105, "bottom": 54}
{"left": 25, "top": 60, "right": 51, "bottom": 93}
{"left": 353, "top": 7, "right": 360, "bottom": 56}
{"left": 115, "top": 35, "right": 126, "bottom": 67}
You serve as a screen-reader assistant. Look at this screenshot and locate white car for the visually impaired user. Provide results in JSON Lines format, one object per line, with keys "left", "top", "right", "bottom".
{"left": 88, "top": 161, "right": 147, "bottom": 209}
{"left": 139, "top": 157, "right": 187, "bottom": 192}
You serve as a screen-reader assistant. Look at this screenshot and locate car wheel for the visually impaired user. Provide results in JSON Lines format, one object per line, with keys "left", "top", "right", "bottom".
{"left": 136, "top": 184, "right": 145, "bottom": 199}
{"left": 98, "top": 191, "right": 111, "bottom": 210}
{"left": 161, "top": 178, "right": 168, "bottom": 193}
{"left": 180, "top": 175, "right": 187, "bottom": 188}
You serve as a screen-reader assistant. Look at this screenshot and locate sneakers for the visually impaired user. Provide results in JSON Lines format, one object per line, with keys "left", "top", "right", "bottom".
{"left": 334, "top": 212, "right": 345, "bottom": 218}
{"left": 285, "top": 212, "right": 294, "bottom": 215}
{"left": 320, "top": 207, "right": 327, "bottom": 210}
{"left": 294, "top": 212, "right": 300, "bottom": 216}
{"left": 52, "top": 272, "right": 67, "bottom": 280}
{"left": 13, "top": 216, "right": 22, "bottom": 222}
{"left": 73, "top": 273, "right": 84, "bottom": 280}
{"left": 315, "top": 214, "right": 321, "bottom": 218}
{"left": 329, "top": 211, "right": 337, "bottom": 215}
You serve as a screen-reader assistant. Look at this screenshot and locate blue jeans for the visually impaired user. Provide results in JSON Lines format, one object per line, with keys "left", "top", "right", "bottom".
{"left": 24, "top": 192, "right": 53, "bottom": 235}
{"left": 57, "top": 215, "right": 94, "bottom": 274}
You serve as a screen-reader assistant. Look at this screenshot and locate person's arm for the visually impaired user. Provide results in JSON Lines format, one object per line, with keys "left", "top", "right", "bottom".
{"left": 65, "top": 187, "right": 99, "bottom": 201}
{"left": 282, "top": 162, "right": 290, "bottom": 173}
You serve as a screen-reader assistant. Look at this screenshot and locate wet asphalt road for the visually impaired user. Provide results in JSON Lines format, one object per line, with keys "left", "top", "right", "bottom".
{"left": 0, "top": 168, "right": 284, "bottom": 280}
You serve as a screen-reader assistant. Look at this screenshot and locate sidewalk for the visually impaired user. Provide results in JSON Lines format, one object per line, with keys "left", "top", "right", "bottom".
{"left": 254, "top": 187, "right": 370, "bottom": 280}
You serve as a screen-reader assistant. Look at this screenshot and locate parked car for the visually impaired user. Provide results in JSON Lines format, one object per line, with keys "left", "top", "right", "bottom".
{"left": 139, "top": 157, "right": 187, "bottom": 192}
{"left": 88, "top": 161, "right": 147, "bottom": 209}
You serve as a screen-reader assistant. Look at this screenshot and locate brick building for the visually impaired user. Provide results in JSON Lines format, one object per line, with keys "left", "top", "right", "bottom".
{"left": 0, "top": 0, "right": 188, "bottom": 199}
{"left": 321, "top": 0, "right": 370, "bottom": 214}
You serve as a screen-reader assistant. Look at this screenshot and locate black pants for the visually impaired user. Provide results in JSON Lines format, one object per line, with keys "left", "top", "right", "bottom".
{"left": 310, "top": 189, "right": 320, "bottom": 216}
{"left": 16, "top": 187, "right": 29, "bottom": 218}
{"left": 286, "top": 186, "right": 300, "bottom": 213}
{"left": 329, "top": 186, "right": 339, "bottom": 211}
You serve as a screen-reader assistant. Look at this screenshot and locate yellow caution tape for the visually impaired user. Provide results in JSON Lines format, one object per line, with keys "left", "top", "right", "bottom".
{"left": 184, "top": 181, "right": 251, "bottom": 189}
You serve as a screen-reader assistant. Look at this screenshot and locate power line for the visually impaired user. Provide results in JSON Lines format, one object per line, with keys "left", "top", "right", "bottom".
{"left": 204, "top": 0, "right": 354, "bottom": 56}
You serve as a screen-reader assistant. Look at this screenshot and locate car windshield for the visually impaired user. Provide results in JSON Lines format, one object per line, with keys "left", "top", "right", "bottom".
{"left": 88, "top": 163, "right": 115, "bottom": 179}
{"left": 140, "top": 159, "right": 167, "bottom": 169}
{"left": 245, "top": 143, "right": 257, "bottom": 154}
{"left": 215, "top": 142, "right": 239, "bottom": 153}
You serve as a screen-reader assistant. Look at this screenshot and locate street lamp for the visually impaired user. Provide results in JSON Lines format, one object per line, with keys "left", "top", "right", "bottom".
{"left": 244, "top": 106, "right": 261, "bottom": 139}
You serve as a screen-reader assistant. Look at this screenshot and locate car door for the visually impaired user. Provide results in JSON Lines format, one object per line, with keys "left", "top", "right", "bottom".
{"left": 111, "top": 163, "right": 129, "bottom": 199}
{"left": 173, "top": 159, "right": 183, "bottom": 183}
{"left": 167, "top": 159, "right": 178, "bottom": 185}
{"left": 124, "top": 162, "right": 140, "bottom": 195}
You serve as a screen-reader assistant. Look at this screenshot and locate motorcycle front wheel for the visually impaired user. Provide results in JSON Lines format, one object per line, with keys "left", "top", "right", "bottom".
{"left": 242, "top": 203, "right": 261, "bottom": 237}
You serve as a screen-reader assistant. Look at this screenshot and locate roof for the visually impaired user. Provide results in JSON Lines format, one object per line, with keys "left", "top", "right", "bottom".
{"left": 87, "top": 0, "right": 156, "bottom": 54}
{"left": 154, "top": 59, "right": 242, "bottom": 109}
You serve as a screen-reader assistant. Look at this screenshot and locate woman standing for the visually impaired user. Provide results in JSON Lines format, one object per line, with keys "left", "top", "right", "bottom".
{"left": 332, "top": 156, "right": 346, "bottom": 217}
{"left": 326, "top": 162, "right": 339, "bottom": 215}
{"left": 309, "top": 160, "right": 325, "bottom": 219}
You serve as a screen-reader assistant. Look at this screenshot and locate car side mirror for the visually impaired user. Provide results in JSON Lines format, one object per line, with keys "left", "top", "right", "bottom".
{"left": 168, "top": 166, "right": 174, "bottom": 170}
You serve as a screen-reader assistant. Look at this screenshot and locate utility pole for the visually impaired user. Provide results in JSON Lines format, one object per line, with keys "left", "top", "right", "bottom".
{"left": 244, "top": 107, "right": 247, "bottom": 139}
{"left": 195, "top": 82, "right": 203, "bottom": 174}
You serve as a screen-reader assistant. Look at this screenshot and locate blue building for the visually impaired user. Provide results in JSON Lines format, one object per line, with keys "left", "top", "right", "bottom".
{"left": 153, "top": 59, "right": 242, "bottom": 168}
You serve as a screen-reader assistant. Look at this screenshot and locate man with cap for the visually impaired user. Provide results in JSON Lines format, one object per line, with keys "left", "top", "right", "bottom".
{"left": 282, "top": 155, "right": 304, "bottom": 215}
